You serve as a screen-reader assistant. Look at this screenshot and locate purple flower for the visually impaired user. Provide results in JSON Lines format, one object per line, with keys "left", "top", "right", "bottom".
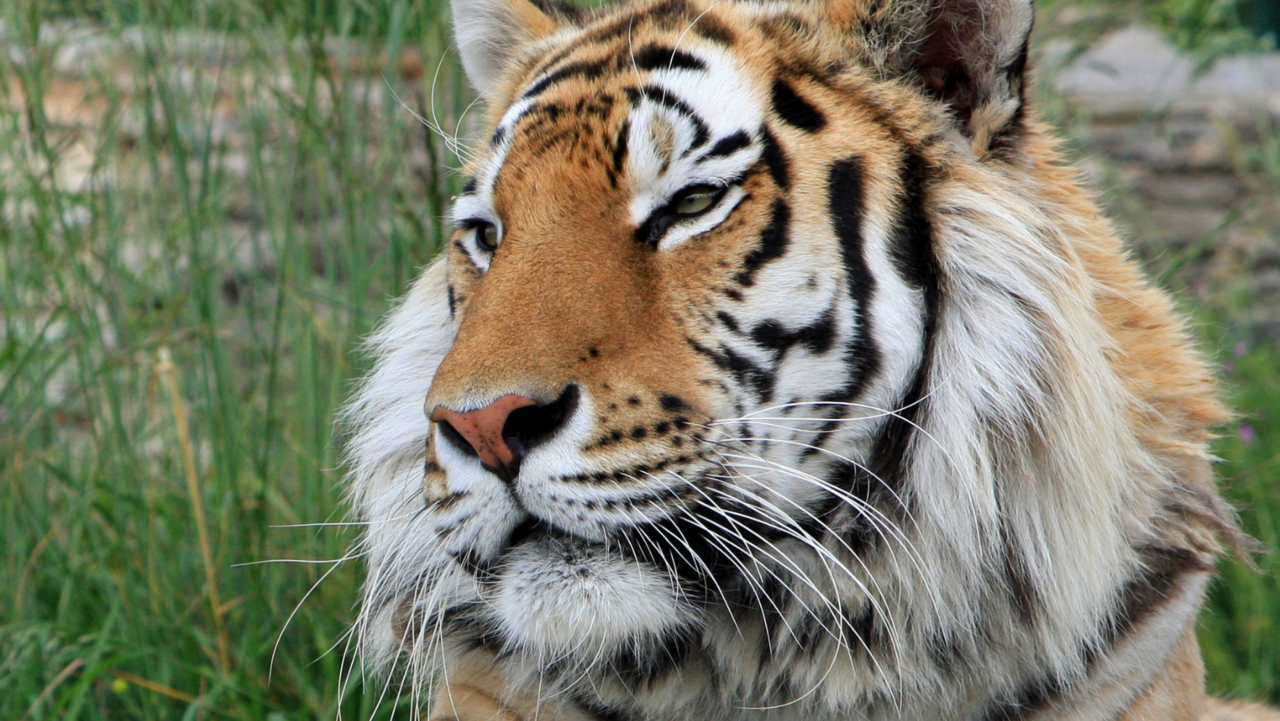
{"left": 1234, "top": 341, "right": 1249, "bottom": 357}
{"left": 1239, "top": 424, "right": 1257, "bottom": 444}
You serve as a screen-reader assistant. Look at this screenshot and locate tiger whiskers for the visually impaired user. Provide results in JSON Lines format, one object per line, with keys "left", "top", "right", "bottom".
{"left": 713, "top": 391, "right": 960, "bottom": 473}
{"left": 669, "top": 476, "right": 896, "bottom": 702}
{"left": 704, "top": 476, "right": 899, "bottom": 639}
{"left": 707, "top": 446, "right": 931, "bottom": 593}
{"left": 659, "top": 473, "right": 870, "bottom": 657}
{"left": 707, "top": 440, "right": 945, "bottom": 654}
{"left": 697, "top": 433, "right": 926, "bottom": 578}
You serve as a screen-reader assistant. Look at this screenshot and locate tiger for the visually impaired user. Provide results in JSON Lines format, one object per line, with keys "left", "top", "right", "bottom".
{"left": 340, "top": 0, "right": 1280, "bottom": 719}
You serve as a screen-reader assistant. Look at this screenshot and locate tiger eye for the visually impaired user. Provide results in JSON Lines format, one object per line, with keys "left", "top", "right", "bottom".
{"left": 674, "top": 187, "right": 720, "bottom": 216}
{"left": 476, "top": 222, "right": 500, "bottom": 251}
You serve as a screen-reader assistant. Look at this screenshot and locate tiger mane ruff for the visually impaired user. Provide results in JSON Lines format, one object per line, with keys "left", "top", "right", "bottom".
{"left": 341, "top": 0, "right": 1275, "bottom": 719}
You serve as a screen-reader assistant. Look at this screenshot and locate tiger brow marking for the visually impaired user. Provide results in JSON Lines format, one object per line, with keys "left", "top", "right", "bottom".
{"left": 623, "top": 86, "right": 711, "bottom": 150}
{"left": 633, "top": 44, "right": 706, "bottom": 72}
{"left": 699, "top": 129, "right": 752, "bottom": 161}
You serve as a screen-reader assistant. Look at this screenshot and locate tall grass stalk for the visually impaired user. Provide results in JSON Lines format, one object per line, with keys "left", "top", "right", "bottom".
{"left": 1, "top": 0, "right": 469, "bottom": 716}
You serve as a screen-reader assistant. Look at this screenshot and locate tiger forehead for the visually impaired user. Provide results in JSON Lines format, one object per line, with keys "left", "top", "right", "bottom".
{"left": 466, "top": 30, "right": 773, "bottom": 222}
{"left": 498, "top": 37, "right": 753, "bottom": 143}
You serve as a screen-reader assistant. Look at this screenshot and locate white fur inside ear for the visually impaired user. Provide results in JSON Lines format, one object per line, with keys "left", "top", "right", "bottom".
{"left": 451, "top": 0, "right": 560, "bottom": 97}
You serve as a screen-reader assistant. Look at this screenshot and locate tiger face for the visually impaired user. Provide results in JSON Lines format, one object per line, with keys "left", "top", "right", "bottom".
{"left": 425, "top": 0, "right": 944, "bottom": 668}
{"left": 346, "top": 0, "right": 1239, "bottom": 718}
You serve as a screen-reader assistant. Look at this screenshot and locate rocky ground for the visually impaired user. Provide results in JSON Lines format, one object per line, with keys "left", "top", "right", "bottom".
{"left": 1049, "top": 26, "right": 1280, "bottom": 340}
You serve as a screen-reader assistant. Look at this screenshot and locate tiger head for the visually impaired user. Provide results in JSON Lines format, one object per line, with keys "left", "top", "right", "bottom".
{"left": 345, "top": 0, "right": 1236, "bottom": 716}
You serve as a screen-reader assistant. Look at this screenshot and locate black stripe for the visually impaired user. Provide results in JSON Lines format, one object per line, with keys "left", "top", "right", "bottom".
{"left": 522, "top": 58, "right": 610, "bottom": 99}
{"left": 760, "top": 126, "right": 790, "bottom": 190}
{"left": 571, "top": 698, "right": 636, "bottom": 721}
{"left": 750, "top": 307, "right": 837, "bottom": 356}
{"left": 771, "top": 78, "right": 826, "bottom": 132}
{"left": 633, "top": 45, "right": 707, "bottom": 73}
{"left": 839, "top": 148, "right": 941, "bottom": 548}
{"left": 437, "top": 601, "right": 504, "bottom": 652}
{"left": 976, "top": 673, "right": 1070, "bottom": 721}
{"left": 691, "top": 14, "right": 735, "bottom": 45}
{"left": 808, "top": 156, "right": 880, "bottom": 455}
{"left": 715, "top": 310, "right": 741, "bottom": 333}
{"left": 1002, "top": 523, "right": 1040, "bottom": 625}
{"left": 1108, "top": 546, "right": 1208, "bottom": 647}
{"left": 688, "top": 338, "right": 774, "bottom": 402}
{"left": 756, "top": 574, "right": 789, "bottom": 664}
{"left": 612, "top": 118, "right": 631, "bottom": 178}
{"left": 605, "top": 622, "right": 698, "bottom": 686}
{"left": 529, "top": 0, "right": 584, "bottom": 20}
{"left": 842, "top": 604, "right": 887, "bottom": 662}
{"left": 889, "top": 150, "right": 942, "bottom": 294}
{"left": 975, "top": 546, "right": 1207, "bottom": 721}
{"left": 644, "top": 0, "right": 688, "bottom": 18}
{"left": 579, "top": 0, "right": 690, "bottom": 45}
{"left": 700, "top": 130, "right": 752, "bottom": 160}
{"left": 735, "top": 198, "right": 790, "bottom": 286}
{"left": 990, "top": 32, "right": 1032, "bottom": 157}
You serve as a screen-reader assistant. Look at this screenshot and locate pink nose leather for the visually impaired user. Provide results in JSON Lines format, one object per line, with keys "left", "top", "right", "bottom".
{"left": 430, "top": 395, "right": 538, "bottom": 474}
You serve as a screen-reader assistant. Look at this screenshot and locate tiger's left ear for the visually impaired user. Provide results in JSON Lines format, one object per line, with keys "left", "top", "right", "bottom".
{"left": 451, "top": 0, "right": 574, "bottom": 98}
{"left": 836, "top": 0, "right": 1034, "bottom": 155}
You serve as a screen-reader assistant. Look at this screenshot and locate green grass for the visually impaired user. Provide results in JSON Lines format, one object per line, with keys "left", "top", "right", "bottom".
{"left": 1201, "top": 331, "right": 1280, "bottom": 701}
{"left": 1, "top": 0, "right": 466, "bottom": 716}
{"left": 1, "top": 0, "right": 1277, "bottom": 718}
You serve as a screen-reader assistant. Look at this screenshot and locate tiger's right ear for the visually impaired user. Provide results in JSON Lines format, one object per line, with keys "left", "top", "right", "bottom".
{"left": 451, "top": 0, "right": 571, "bottom": 98}
{"left": 825, "top": 0, "right": 1035, "bottom": 156}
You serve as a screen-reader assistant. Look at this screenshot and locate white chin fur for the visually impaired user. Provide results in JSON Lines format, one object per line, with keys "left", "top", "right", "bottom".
{"left": 490, "top": 534, "right": 695, "bottom": 660}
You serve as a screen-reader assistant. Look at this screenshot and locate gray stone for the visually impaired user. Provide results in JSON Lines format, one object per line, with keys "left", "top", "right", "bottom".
{"left": 1052, "top": 27, "right": 1280, "bottom": 121}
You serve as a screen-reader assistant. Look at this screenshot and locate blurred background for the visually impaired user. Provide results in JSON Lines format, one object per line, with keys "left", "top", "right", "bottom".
{"left": 1, "top": 0, "right": 1277, "bottom": 717}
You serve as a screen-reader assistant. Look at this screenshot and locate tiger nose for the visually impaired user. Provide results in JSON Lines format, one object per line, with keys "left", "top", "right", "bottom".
{"left": 431, "top": 395, "right": 538, "bottom": 482}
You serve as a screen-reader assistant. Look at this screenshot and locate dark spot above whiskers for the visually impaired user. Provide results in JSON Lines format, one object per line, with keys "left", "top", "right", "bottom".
{"left": 660, "top": 394, "right": 689, "bottom": 412}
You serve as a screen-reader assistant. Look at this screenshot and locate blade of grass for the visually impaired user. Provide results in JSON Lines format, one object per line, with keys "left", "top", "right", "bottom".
{"left": 156, "top": 346, "right": 231, "bottom": 677}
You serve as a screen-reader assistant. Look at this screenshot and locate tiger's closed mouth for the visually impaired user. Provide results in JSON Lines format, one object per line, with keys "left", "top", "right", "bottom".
{"left": 497, "top": 517, "right": 602, "bottom": 559}
{"left": 505, "top": 517, "right": 552, "bottom": 548}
